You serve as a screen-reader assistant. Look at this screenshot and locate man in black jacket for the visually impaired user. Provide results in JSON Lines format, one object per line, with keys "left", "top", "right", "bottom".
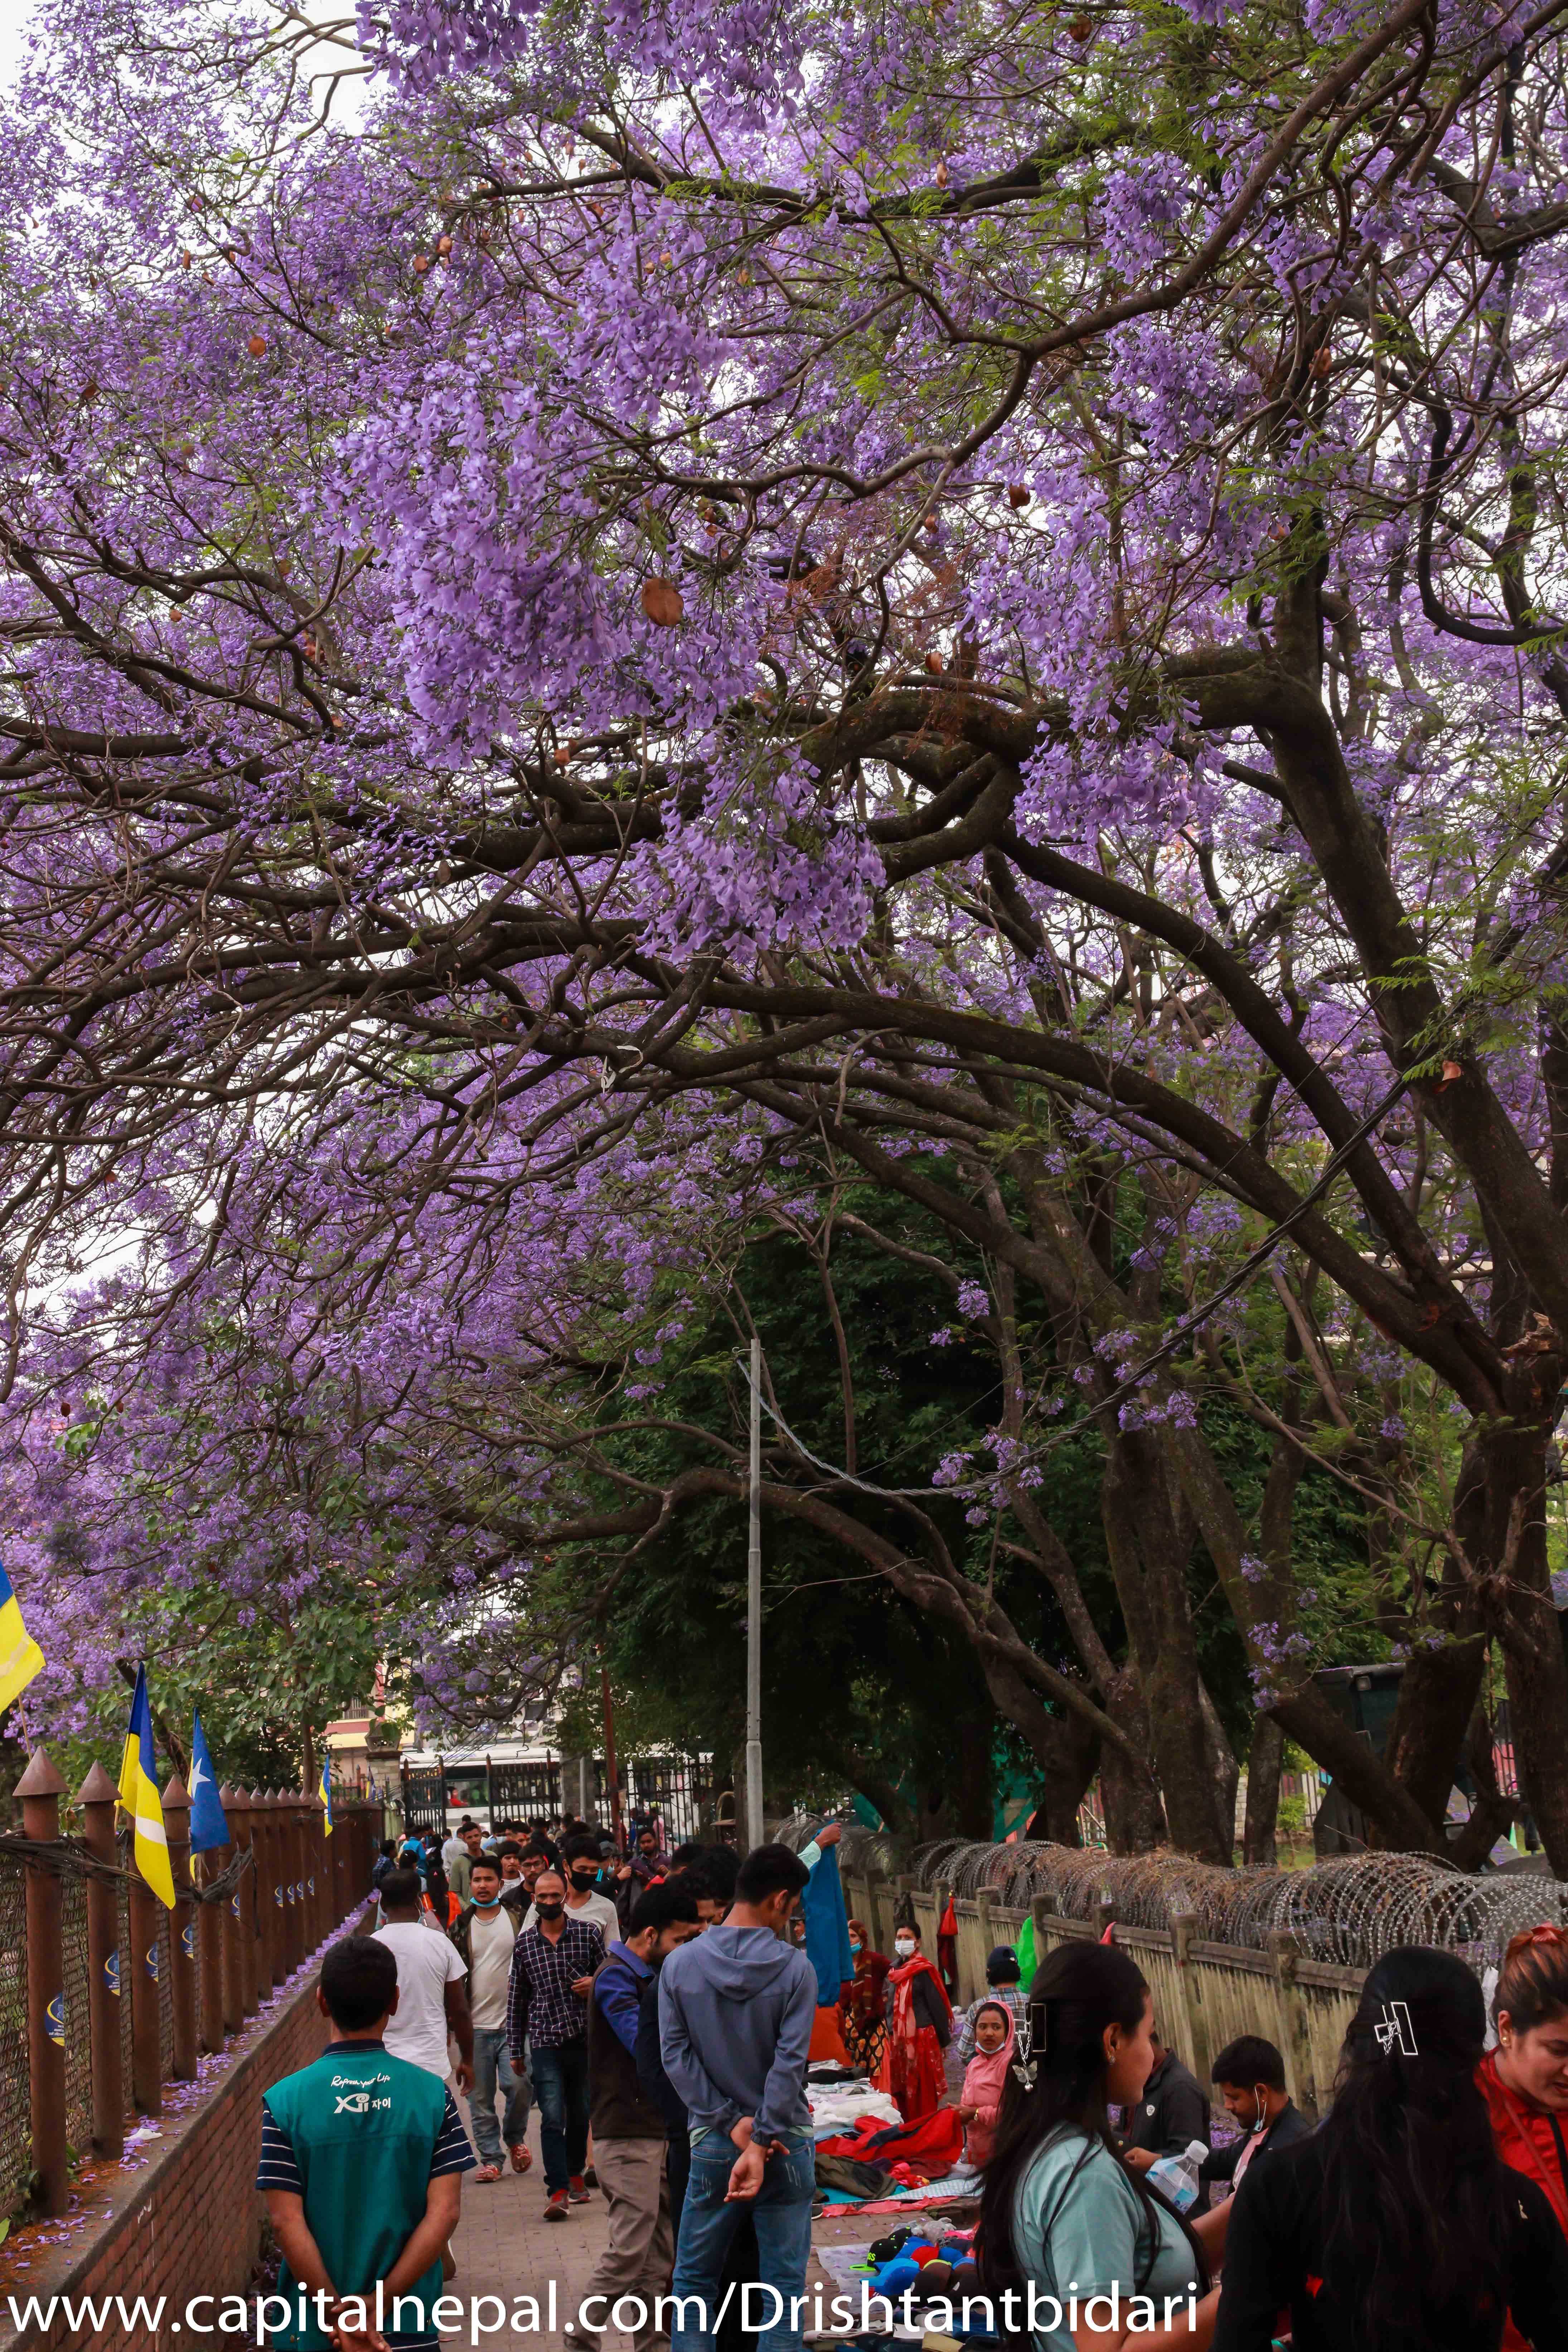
{"left": 1121, "top": 2024, "right": 1210, "bottom": 2169}
{"left": 1199, "top": 2033, "right": 1312, "bottom": 2198}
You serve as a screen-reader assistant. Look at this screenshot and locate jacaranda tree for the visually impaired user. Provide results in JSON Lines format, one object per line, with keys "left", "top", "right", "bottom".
{"left": 4, "top": 0, "right": 1568, "bottom": 1864}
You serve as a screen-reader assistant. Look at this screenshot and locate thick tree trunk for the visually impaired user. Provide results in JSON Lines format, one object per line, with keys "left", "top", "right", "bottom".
{"left": 1243, "top": 1714, "right": 1285, "bottom": 1865}
{"left": 1100, "top": 1686, "right": 1168, "bottom": 1853}
{"left": 1104, "top": 1433, "right": 1232, "bottom": 1864}
{"left": 1379, "top": 1632, "right": 1487, "bottom": 1842}
{"left": 1198, "top": 1680, "right": 1240, "bottom": 1862}
{"left": 953, "top": 1714, "right": 994, "bottom": 1839}
{"left": 1481, "top": 1419, "right": 1568, "bottom": 1876}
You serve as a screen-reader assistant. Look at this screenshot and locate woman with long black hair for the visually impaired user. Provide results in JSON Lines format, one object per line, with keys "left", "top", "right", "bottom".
{"left": 1213, "top": 1945, "right": 1568, "bottom": 2352}
{"left": 978, "top": 1941, "right": 1222, "bottom": 2352}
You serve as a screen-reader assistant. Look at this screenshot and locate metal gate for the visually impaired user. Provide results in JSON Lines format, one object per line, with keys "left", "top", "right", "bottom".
{"left": 489, "top": 1761, "right": 561, "bottom": 1820}
{"left": 400, "top": 1765, "right": 446, "bottom": 1836}
{"left": 624, "top": 1756, "right": 716, "bottom": 1844}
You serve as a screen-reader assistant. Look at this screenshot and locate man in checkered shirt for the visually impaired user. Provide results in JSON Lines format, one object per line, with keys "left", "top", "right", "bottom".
{"left": 507, "top": 1867, "right": 606, "bottom": 2219}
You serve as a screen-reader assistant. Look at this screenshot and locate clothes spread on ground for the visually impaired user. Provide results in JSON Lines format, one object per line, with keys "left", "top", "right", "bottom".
{"left": 255, "top": 2037, "right": 475, "bottom": 2351}
{"left": 807, "top": 2078, "right": 904, "bottom": 2140}
{"left": 815, "top": 2103, "right": 966, "bottom": 2179}
{"left": 373, "top": 1920, "right": 468, "bottom": 2079}
{"left": 880, "top": 1954, "right": 952, "bottom": 2123}
{"left": 465, "top": 1903, "right": 518, "bottom": 2034}
{"left": 1210, "top": 2125, "right": 1568, "bottom": 2352}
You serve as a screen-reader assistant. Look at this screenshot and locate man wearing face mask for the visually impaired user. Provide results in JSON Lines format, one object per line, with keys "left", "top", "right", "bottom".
{"left": 1197, "top": 2033, "right": 1310, "bottom": 2204}
{"left": 533, "top": 1833, "right": 621, "bottom": 1944}
{"left": 449, "top": 1855, "right": 531, "bottom": 2182}
{"left": 507, "top": 1869, "right": 607, "bottom": 2220}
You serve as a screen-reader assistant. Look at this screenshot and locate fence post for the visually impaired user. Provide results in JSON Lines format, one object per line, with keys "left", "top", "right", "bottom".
{"left": 16, "top": 1750, "right": 68, "bottom": 2216}
{"left": 78, "top": 1761, "right": 124, "bottom": 2159}
{"left": 291, "top": 1791, "right": 309, "bottom": 1968}
{"left": 197, "top": 1830, "right": 226, "bottom": 2058}
{"left": 1096, "top": 1895, "right": 1116, "bottom": 1940}
{"left": 1267, "top": 1930, "right": 1316, "bottom": 2117}
{"left": 222, "top": 1787, "right": 253, "bottom": 2023}
{"left": 308, "top": 1791, "right": 327, "bottom": 1947}
{"left": 1169, "top": 1910, "right": 1211, "bottom": 2086}
{"left": 164, "top": 1773, "right": 198, "bottom": 2081}
{"left": 265, "top": 1790, "right": 287, "bottom": 1987}
{"left": 252, "top": 1790, "right": 277, "bottom": 1996}
{"left": 128, "top": 1793, "right": 165, "bottom": 2114}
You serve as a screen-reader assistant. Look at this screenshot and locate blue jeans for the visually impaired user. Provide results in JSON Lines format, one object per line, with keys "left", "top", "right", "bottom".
{"left": 470, "top": 2026, "right": 529, "bottom": 2165}
{"left": 531, "top": 2038, "right": 590, "bottom": 2192}
{"left": 669, "top": 2133, "right": 815, "bottom": 2352}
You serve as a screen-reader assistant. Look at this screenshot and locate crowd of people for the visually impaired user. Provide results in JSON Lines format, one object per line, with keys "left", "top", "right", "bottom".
{"left": 253, "top": 1813, "right": 1568, "bottom": 2352}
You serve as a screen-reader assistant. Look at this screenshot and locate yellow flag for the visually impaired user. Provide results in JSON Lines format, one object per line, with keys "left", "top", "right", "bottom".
{"left": 0, "top": 1562, "right": 43, "bottom": 1714}
{"left": 118, "top": 1666, "right": 176, "bottom": 1909}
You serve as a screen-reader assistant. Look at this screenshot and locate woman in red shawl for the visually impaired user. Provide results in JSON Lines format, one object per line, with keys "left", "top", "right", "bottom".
{"left": 841, "top": 1917, "right": 891, "bottom": 2073}
{"left": 880, "top": 1923, "right": 953, "bottom": 2121}
{"left": 1480, "top": 1923, "right": 1568, "bottom": 2351}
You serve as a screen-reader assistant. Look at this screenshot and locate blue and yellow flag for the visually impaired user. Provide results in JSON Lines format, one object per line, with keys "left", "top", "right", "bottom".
{"left": 0, "top": 1559, "right": 43, "bottom": 1714}
{"left": 318, "top": 1753, "right": 334, "bottom": 1836}
{"left": 118, "top": 1666, "right": 175, "bottom": 1908}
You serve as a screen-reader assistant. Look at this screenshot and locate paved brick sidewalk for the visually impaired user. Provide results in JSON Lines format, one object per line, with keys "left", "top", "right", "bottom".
{"left": 444, "top": 2102, "right": 872, "bottom": 2347}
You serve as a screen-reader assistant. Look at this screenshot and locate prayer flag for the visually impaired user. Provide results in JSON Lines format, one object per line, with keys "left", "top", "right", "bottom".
{"left": 318, "top": 1753, "right": 333, "bottom": 1836}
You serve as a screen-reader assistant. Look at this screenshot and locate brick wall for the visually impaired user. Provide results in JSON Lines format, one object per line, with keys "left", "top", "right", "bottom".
{"left": 0, "top": 1970, "right": 330, "bottom": 2352}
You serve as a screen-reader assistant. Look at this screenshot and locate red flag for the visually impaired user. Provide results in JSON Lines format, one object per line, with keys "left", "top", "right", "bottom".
{"left": 937, "top": 1896, "right": 959, "bottom": 1995}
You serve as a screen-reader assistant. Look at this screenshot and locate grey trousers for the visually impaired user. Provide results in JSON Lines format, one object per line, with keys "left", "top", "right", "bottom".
{"left": 572, "top": 2135, "right": 674, "bottom": 2352}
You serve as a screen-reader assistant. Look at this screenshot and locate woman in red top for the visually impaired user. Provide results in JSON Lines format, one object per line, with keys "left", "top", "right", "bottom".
{"left": 841, "top": 1917, "right": 891, "bottom": 2073}
{"left": 1480, "top": 1923, "right": 1568, "bottom": 2349}
{"left": 880, "top": 1924, "right": 952, "bottom": 2121}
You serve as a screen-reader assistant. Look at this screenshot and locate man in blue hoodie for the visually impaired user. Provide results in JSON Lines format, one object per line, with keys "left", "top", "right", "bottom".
{"left": 658, "top": 1843, "right": 816, "bottom": 2352}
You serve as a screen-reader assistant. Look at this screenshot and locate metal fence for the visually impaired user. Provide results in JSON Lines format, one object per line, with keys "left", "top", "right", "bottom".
{"left": 0, "top": 1755, "right": 383, "bottom": 2228}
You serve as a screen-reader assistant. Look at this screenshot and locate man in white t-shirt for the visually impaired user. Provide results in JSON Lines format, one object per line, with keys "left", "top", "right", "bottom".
{"left": 520, "top": 1834, "right": 620, "bottom": 1942}
{"left": 451, "top": 1855, "right": 532, "bottom": 2180}
{"left": 373, "top": 1868, "right": 475, "bottom": 2091}
{"left": 441, "top": 1818, "right": 472, "bottom": 1875}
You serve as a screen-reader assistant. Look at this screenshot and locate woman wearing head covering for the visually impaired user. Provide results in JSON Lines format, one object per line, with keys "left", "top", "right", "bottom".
{"left": 881, "top": 1924, "right": 953, "bottom": 2121}
{"left": 1480, "top": 1923, "right": 1568, "bottom": 2348}
{"left": 958, "top": 1999, "right": 1016, "bottom": 2170}
{"left": 842, "top": 1918, "right": 891, "bottom": 2073}
{"left": 1212, "top": 1945, "right": 1568, "bottom": 2352}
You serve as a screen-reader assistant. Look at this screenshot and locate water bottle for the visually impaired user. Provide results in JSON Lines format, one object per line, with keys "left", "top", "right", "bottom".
{"left": 1144, "top": 2138, "right": 1207, "bottom": 2211}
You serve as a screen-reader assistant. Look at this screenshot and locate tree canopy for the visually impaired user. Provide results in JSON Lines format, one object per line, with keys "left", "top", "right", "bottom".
{"left": 3, "top": 0, "right": 1568, "bottom": 1864}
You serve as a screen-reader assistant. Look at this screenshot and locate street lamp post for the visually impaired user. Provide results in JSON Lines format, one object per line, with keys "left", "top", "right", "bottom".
{"left": 745, "top": 1334, "right": 764, "bottom": 1850}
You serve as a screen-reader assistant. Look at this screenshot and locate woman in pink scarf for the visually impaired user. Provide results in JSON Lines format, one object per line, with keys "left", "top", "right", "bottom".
{"left": 957, "top": 1999, "right": 1015, "bottom": 2168}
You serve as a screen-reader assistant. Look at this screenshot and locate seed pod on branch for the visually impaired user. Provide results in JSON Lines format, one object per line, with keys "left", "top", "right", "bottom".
{"left": 641, "top": 579, "right": 683, "bottom": 627}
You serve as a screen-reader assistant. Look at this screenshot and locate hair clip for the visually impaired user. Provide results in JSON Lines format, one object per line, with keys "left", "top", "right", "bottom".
{"left": 1373, "top": 2000, "right": 1417, "bottom": 2058}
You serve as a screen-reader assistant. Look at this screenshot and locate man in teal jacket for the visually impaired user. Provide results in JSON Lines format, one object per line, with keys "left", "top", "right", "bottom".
{"left": 256, "top": 1935, "right": 475, "bottom": 2350}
